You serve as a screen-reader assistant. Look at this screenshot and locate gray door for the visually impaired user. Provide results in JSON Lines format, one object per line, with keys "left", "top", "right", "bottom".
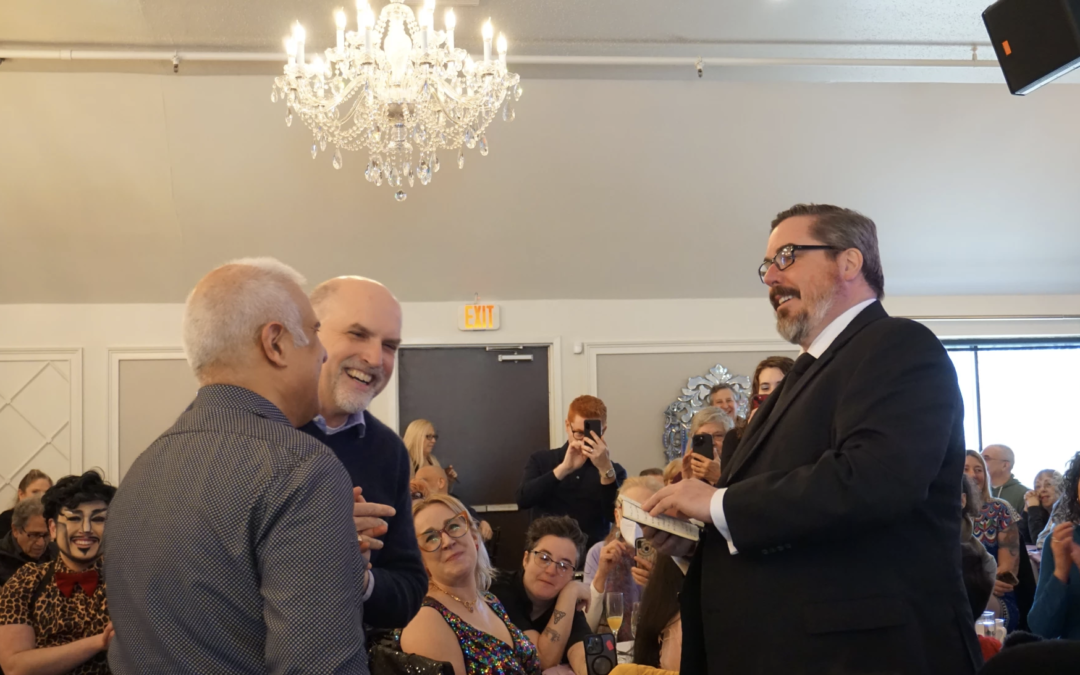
{"left": 398, "top": 345, "right": 551, "bottom": 570}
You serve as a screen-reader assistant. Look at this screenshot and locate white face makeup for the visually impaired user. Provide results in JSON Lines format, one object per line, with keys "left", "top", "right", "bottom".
{"left": 52, "top": 500, "right": 108, "bottom": 568}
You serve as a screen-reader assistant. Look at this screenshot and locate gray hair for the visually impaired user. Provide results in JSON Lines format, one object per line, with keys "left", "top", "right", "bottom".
{"left": 183, "top": 258, "right": 310, "bottom": 380}
{"left": 690, "top": 406, "right": 734, "bottom": 436}
{"left": 1035, "top": 469, "right": 1065, "bottom": 495}
{"left": 771, "top": 204, "right": 885, "bottom": 299}
{"left": 12, "top": 496, "right": 45, "bottom": 531}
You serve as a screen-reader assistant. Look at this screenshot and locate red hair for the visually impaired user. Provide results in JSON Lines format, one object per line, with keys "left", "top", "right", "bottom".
{"left": 567, "top": 395, "right": 607, "bottom": 425}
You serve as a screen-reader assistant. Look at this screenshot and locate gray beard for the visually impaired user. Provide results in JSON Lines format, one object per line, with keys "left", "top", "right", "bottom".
{"left": 333, "top": 378, "right": 376, "bottom": 414}
{"left": 776, "top": 288, "right": 836, "bottom": 346}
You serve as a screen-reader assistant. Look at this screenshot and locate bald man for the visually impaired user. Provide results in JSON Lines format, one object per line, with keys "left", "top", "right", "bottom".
{"left": 106, "top": 259, "right": 371, "bottom": 674}
{"left": 416, "top": 466, "right": 493, "bottom": 540}
{"left": 300, "top": 276, "right": 427, "bottom": 629}
{"left": 982, "top": 444, "right": 1029, "bottom": 513}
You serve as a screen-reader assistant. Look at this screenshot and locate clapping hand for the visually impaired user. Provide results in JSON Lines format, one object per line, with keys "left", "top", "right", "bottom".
{"left": 1050, "top": 522, "right": 1080, "bottom": 582}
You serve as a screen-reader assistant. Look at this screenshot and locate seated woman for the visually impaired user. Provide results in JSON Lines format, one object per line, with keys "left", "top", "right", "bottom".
{"left": 400, "top": 494, "right": 540, "bottom": 675}
{"left": 1019, "top": 469, "right": 1064, "bottom": 545}
{"left": 631, "top": 553, "right": 684, "bottom": 672}
{"left": 960, "top": 475, "right": 997, "bottom": 620}
{"left": 1028, "top": 451, "right": 1080, "bottom": 639}
{"left": 681, "top": 407, "right": 733, "bottom": 485}
{"left": 404, "top": 419, "right": 458, "bottom": 482}
{"left": 584, "top": 477, "right": 663, "bottom": 639}
{"left": 489, "top": 516, "right": 592, "bottom": 674}
{"left": 965, "top": 450, "right": 1022, "bottom": 632}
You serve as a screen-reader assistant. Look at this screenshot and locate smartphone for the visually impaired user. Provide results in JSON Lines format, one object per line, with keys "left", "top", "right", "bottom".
{"left": 584, "top": 418, "right": 603, "bottom": 441}
{"left": 691, "top": 433, "right": 713, "bottom": 458}
{"left": 635, "top": 536, "right": 657, "bottom": 564}
{"left": 584, "top": 633, "right": 617, "bottom": 675}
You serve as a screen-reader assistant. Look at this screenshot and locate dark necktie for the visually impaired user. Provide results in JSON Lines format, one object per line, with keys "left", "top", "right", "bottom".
{"left": 55, "top": 569, "right": 100, "bottom": 598}
{"left": 776, "top": 352, "right": 816, "bottom": 409}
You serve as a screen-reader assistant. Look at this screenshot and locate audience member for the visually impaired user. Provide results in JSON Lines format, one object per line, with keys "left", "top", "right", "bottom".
{"left": 0, "top": 496, "right": 53, "bottom": 585}
{"left": 982, "top": 444, "right": 1030, "bottom": 514}
{"left": 584, "top": 477, "right": 663, "bottom": 640}
{"left": 400, "top": 494, "right": 541, "bottom": 675}
{"left": 417, "top": 465, "right": 493, "bottom": 541}
{"left": 630, "top": 553, "right": 685, "bottom": 672}
{"left": 661, "top": 459, "right": 682, "bottom": 486}
{"left": 681, "top": 407, "right": 732, "bottom": 485}
{"left": 404, "top": 419, "right": 458, "bottom": 483}
{"left": 965, "top": 450, "right": 1022, "bottom": 632}
{"left": 1028, "top": 450, "right": 1080, "bottom": 639}
{"left": 720, "top": 356, "right": 794, "bottom": 467}
{"left": 1035, "top": 495, "right": 1068, "bottom": 552}
{"left": 0, "top": 469, "right": 52, "bottom": 535}
{"left": 517, "top": 395, "right": 627, "bottom": 550}
{"left": 639, "top": 468, "right": 663, "bottom": 478}
{"left": 1020, "top": 469, "right": 1063, "bottom": 545}
{"left": 488, "top": 516, "right": 591, "bottom": 674}
{"left": 976, "top": 638, "right": 1080, "bottom": 674}
{"left": 706, "top": 383, "right": 739, "bottom": 426}
{"left": 0, "top": 472, "right": 115, "bottom": 675}
{"left": 643, "top": 204, "right": 981, "bottom": 673}
{"left": 960, "top": 475, "right": 997, "bottom": 621}
{"left": 301, "top": 275, "right": 426, "bottom": 629}
{"left": 105, "top": 259, "right": 372, "bottom": 673}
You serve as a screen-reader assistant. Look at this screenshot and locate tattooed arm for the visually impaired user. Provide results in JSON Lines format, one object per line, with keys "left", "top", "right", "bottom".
{"left": 533, "top": 581, "right": 589, "bottom": 670}
{"left": 994, "top": 522, "right": 1021, "bottom": 597}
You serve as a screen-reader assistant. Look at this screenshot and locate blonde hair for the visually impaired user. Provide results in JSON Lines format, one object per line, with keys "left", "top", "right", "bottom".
{"left": 965, "top": 450, "right": 993, "bottom": 505}
{"left": 662, "top": 459, "right": 683, "bottom": 486}
{"left": 618, "top": 476, "right": 663, "bottom": 499}
{"left": 412, "top": 493, "right": 494, "bottom": 592}
{"left": 402, "top": 419, "right": 441, "bottom": 477}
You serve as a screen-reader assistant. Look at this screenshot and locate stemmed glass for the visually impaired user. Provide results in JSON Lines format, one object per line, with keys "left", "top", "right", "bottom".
{"left": 605, "top": 592, "right": 624, "bottom": 635}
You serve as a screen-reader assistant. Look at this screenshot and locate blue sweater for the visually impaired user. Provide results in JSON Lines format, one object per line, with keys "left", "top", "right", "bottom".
{"left": 301, "top": 411, "right": 426, "bottom": 629}
{"left": 1028, "top": 525, "right": 1080, "bottom": 639}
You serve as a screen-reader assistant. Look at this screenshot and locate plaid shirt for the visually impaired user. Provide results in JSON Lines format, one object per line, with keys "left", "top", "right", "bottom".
{"left": 104, "top": 384, "right": 369, "bottom": 674}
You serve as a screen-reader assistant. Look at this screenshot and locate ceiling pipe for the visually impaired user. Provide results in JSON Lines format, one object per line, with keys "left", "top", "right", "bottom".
{"left": 0, "top": 48, "right": 1001, "bottom": 68}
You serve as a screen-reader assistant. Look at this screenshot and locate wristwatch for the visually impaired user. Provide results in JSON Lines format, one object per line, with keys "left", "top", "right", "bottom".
{"left": 604, "top": 467, "right": 616, "bottom": 479}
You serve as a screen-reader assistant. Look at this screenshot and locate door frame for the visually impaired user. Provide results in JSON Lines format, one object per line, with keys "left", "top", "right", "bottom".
{"left": 384, "top": 337, "right": 563, "bottom": 450}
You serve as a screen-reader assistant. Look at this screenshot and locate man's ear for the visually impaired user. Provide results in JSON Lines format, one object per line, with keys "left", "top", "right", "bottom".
{"left": 839, "top": 248, "right": 865, "bottom": 282}
{"left": 48, "top": 518, "right": 57, "bottom": 539}
{"left": 260, "top": 322, "right": 289, "bottom": 367}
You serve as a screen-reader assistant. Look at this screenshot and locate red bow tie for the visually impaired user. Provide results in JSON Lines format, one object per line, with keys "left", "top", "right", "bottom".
{"left": 55, "top": 570, "right": 99, "bottom": 598}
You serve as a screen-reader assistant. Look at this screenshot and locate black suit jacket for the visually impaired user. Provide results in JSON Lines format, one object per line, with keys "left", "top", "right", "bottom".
{"left": 681, "top": 301, "right": 982, "bottom": 675}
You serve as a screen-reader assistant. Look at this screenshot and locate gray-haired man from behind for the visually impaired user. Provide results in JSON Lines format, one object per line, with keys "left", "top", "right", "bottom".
{"left": 105, "top": 258, "right": 372, "bottom": 674}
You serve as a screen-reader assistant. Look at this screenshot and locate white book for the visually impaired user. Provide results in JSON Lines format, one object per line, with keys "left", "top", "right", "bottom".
{"left": 619, "top": 497, "right": 703, "bottom": 542}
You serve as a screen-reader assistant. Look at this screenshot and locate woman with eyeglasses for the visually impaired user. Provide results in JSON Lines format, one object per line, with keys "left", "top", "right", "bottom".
{"left": 680, "top": 407, "right": 734, "bottom": 485}
{"left": 489, "top": 516, "right": 592, "bottom": 674}
{"left": 399, "top": 494, "right": 540, "bottom": 675}
{"left": 403, "top": 419, "right": 458, "bottom": 483}
{"left": 583, "top": 477, "right": 663, "bottom": 640}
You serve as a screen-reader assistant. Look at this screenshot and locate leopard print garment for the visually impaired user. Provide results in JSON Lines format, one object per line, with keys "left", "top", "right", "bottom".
{"left": 0, "top": 557, "right": 110, "bottom": 674}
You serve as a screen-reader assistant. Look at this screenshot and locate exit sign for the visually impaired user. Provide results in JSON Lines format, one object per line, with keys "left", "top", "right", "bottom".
{"left": 459, "top": 304, "right": 500, "bottom": 331}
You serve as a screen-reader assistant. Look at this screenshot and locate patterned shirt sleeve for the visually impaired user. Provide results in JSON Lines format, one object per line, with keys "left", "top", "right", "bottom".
{"left": 0, "top": 564, "right": 42, "bottom": 626}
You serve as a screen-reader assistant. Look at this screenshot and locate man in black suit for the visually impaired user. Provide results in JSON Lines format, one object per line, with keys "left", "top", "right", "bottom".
{"left": 643, "top": 204, "right": 982, "bottom": 674}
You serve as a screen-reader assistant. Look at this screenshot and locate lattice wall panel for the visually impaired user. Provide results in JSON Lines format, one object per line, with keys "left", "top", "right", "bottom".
{"left": 0, "top": 357, "right": 77, "bottom": 498}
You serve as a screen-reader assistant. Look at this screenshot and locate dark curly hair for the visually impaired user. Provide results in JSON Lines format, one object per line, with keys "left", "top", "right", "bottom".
{"left": 523, "top": 516, "right": 588, "bottom": 566}
{"left": 41, "top": 471, "right": 117, "bottom": 522}
{"left": 1061, "top": 451, "right": 1080, "bottom": 525}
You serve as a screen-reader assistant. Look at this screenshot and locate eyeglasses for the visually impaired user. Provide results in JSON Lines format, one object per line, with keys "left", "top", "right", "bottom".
{"left": 570, "top": 428, "right": 603, "bottom": 441}
{"left": 758, "top": 244, "right": 840, "bottom": 283}
{"left": 530, "top": 550, "right": 575, "bottom": 576}
{"left": 981, "top": 455, "right": 1007, "bottom": 465}
{"left": 19, "top": 531, "right": 50, "bottom": 541}
{"left": 417, "top": 512, "right": 470, "bottom": 552}
{"left": 425, "top": 434, "right": 439, "bottom": 441}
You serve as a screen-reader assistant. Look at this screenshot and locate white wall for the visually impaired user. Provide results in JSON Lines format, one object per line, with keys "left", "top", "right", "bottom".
{"left": 1, "top": 294, "right": 1078, "bottom": 483}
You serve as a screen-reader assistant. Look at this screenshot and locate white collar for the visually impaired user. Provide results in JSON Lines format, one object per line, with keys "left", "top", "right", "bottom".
{"left": 803, "top": 298, "right": 877, "bottom": 358}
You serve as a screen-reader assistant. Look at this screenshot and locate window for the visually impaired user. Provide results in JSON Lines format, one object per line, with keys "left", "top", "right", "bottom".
{"left": 946, "top": 340, "right": 1080, "bottom": 487}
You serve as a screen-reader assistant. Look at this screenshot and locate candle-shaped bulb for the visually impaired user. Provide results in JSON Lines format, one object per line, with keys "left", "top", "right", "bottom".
{"left": 335, "top": 8, "right": 348, "bottom": 29}
{"left": 418, "top": 8, "right": 432, "bottom": 28}
{"left": 424, "top": 0, "right": 436, "bottom": 11}
{"left": 285, "top": 37, "right": 297, "bottom": 57}
{"left": 482, "top": 19, "right": 493, "bottom": 40}
{"left": 497, "top": 33, "right": 507, "bottom": 56}
{"left": 292, "top": 21, "right": 306, "bottom": 42}
{"left": 361, "top": 6, "right": 375, "bottom": 28}
{"left": 312, "top": 55, "right": 325, "bottom": 74}
{"left": 445, "top": 8, "right": 456, "bottom": 30}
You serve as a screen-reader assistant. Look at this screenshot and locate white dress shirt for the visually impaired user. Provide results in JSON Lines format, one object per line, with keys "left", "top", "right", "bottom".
{"left": 710, "top": 298, "right": 877, "bottom": 554}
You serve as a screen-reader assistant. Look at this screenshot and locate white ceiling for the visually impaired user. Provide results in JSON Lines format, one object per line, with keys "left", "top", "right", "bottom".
{"left": 1, "top": 1, "right": 1079, "bottom": 304}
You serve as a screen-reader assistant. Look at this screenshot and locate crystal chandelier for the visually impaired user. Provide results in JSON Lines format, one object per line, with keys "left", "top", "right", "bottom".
{"left": 272, "top": 0, "right": 522, "bottom": 201}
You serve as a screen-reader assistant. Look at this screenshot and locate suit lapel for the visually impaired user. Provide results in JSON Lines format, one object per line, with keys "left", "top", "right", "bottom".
{"left": 724, "top": 301, "right": 887, "bottom": 484}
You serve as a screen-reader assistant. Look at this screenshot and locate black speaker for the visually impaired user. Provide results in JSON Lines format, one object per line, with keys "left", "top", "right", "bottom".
{"left": 983, "top": 0, "right": 1080, "bottom": 94}
{"left": 584, "top": 633, "right": 618, "bottom": 675}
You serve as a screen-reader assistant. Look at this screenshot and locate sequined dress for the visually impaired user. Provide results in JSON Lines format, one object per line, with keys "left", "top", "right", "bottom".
{"left": 423, "top": 592, "right": 541, "bottom": 675}
{"left": 974, "top": 499, "right": 1019, "bottom": 632}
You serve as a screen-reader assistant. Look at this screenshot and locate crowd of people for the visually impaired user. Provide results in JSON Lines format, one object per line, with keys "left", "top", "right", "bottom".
{"left": 1, "top": 203, "right": 1079, "bottom": 674}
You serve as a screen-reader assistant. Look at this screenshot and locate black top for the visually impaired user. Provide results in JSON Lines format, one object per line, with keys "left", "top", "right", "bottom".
{"left": 515, "top": 443, "right": 626, "bottom": 550}
{"left": 0, "top": 508, "right": 12, "bottom": 536}
{"left": 489, "top": 570, "right": 591, "bottom": 660}
{"left": 0, "top": 529, "right": 54, "bottom": 585}
{"left": 301, "top": 411, "right": 427, "bottom": 629}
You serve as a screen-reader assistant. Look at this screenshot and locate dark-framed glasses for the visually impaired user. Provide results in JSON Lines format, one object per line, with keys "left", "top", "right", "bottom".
{"left": 425, "top": 433, "right": 439, "bottom": 441}
{"left": 417, "top": 511, "right": 470, "bottom": 552}
{"left": 530, "top": 550, "right": 575, "bottom": 576}
{"left": 20, "top": 530, "right": 50, "bottom": 541}
{"left": 758, "top": 245, "right": 840, "bottom": 283}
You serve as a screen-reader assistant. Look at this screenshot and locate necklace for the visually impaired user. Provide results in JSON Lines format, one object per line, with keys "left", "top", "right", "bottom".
{"left": 431, "top": 582, "right": 479, "bottom": 613}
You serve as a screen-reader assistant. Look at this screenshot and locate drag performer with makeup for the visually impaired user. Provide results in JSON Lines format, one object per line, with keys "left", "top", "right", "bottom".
{"left": 0, "top": 472, "right": 117, "bottom": 675}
